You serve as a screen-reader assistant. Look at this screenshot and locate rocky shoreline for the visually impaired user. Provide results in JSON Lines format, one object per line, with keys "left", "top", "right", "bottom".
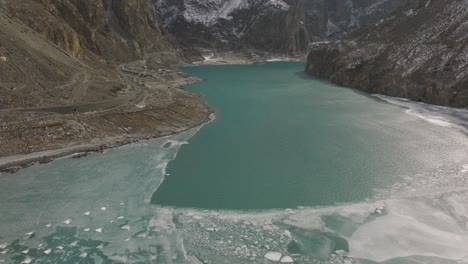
{"left": 0, "top": 52, "right": 302, "bottom": 174}
{"left": 0, "top": 113, "right": 215, "bottom": 174}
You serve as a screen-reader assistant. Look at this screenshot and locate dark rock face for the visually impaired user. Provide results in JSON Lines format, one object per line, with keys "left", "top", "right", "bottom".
{"left": 155, "top": 0, "right": 416, "bottom": 54}
{"left": 306, "top": 0, "right": 468, "bottom": 107}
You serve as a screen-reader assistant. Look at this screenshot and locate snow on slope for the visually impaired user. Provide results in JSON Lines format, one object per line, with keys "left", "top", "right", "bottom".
{"left": 156, "top": 0, "right": 290, "bottom": 26}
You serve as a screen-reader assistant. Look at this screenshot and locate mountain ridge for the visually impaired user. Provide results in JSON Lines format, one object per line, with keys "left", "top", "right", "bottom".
{"left": 306, "top": 0, "right": 468, "bottom": 107}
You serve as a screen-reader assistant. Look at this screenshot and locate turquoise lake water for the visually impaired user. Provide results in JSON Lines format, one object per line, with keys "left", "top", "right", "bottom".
{"left": 1, "top": 62, "right": 468, "bottom": 263}
{"left": 153, "top": 62, "right": 464, "bottom": 209}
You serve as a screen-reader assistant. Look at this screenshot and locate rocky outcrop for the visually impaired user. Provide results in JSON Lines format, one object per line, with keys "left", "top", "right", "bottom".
{"left": 155, "top": 0, "right": 417, "bottom": 54}
{"left": 306, "top": 0, "right": 468, "bottom": 107}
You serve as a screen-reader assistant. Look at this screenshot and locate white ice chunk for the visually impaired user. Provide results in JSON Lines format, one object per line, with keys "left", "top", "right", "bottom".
{"left": 121, "top": 225, "right": 130, "bottom": 231}
{"left": 0, "top": 244, "right": 6, "bottom": 250}
{"left": 43, "top": 249, "right": 51, "bottom": 255}
{"left": 95, "top": 228, "right": 103, "bottom": 233}
{"left": 70, "top": 241, "right": 78, "bottom": 247}
{"left": 84, "top": 228, "right": 90, "bottom": 232}
{"left": 461, "top": 165, "right": 468, "bottom": 173}
{"left": 21, "top": 249, "right": 29, "bottom": 254}
{"left": 96, "top": 244, "right": 104, "bottom": 249}
{"left": 63, "top": 219, "right": 72, "bottom": 225}
{"left": 79, "top": 252, "right": 87, "bottom": 258}
{"left": 100, "top": 207, "right": 107, "bottom": 211}
{"left": 280, "top": 256, "right": 294, "bottom": 263}
{"left": 117, "top": 216, "right": 125, "bottom": 219}
{"left": 84, "top": 212, "right": 91, "bottom": 216}
{"left": 264, "top": 252, "right": 282, "bottom": 261}
{"left": 56, "top": 246, "right": 63, "bottom": 250}
{"left": 21, "top": 257, "right": 32, "bottom": 264}
{"left": 45, "top": 224, "right": 52, "bottom": 227}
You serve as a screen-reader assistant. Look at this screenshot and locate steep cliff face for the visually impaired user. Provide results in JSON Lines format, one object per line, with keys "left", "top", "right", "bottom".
{"left": 156, "top": 0, "right": 309, "bottom": 54}
{"left": 303, "top": 0, "right": 424, "bottom": 39}
{"left": 0, "top": 0, "right": 179, "bottom": 108}
{"left": 5, "top": 0, "right": 175, "bottom": 63}
{"left": 306, "top": 0, "right": 468, "bottom": 107}
{"left": 155, "top": 0, "right": 416, "bottom": 54}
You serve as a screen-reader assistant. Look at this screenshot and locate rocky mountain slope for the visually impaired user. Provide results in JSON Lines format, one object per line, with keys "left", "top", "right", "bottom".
{"left": 155, "top": 0, "right": 419, "bottom": 54}
{"left": 306, "top": 0, "right": 468, "bottom": 107}
{"left": 0, "top": 0, "right": 210, "bottom": 161}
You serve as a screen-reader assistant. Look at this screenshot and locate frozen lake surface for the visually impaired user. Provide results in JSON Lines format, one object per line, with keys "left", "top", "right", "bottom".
{"left": 1, "top": 62, "right": 468, "bottom": 263}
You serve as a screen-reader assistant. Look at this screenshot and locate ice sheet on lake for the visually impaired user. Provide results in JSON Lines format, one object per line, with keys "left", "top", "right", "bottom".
{"left": 1, "top": 117, "right": 468, "bottom": 263}
{"left": 373, "top": 94, "right": 468, "bottom": 133}
{"left": 0, "top": 127, "right": 204, "bottom": 264}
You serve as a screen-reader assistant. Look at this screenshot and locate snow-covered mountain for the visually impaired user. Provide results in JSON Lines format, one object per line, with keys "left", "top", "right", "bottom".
{"left": 155, "top": 0, "right": 419, "bottom": 54}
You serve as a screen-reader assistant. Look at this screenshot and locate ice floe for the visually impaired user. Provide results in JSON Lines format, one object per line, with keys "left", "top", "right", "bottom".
{"left": 280, "top": 256, "right": 294, "bottom": 263}
{"left": 264, "top": 252, "right": 282, "bottom": 261}
{"left": 20, "top": 257, "right": 32, "bottom": 264}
